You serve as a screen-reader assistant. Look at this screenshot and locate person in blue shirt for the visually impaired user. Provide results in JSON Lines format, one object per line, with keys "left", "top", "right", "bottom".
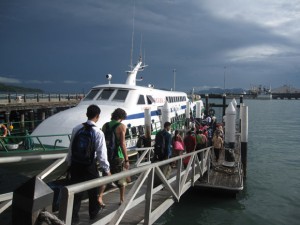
{"left": 163, "top": 121, "right": 172, "bottom": 159}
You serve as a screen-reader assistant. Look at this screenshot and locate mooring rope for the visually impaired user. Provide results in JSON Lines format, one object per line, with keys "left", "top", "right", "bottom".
{"left": 37, "top": 210, "right": 65, "bottom": 225}
{"left": 213, "top": 165, "right": 236, "bottom": 175}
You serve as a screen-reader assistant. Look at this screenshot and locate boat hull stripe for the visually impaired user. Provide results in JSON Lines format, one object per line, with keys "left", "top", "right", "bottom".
{"left": 126, "top": 105, "right": 186, "bottom": 120}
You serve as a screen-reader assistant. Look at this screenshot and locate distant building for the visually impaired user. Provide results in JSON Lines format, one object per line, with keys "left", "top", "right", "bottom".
{"left": 272, "top": 85, "right": 300, "bottom": 93}
{"left": 272, "top": 85, "right": 300, "bottom": 99}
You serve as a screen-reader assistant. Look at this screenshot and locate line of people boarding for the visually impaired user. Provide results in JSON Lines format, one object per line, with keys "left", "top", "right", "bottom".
{"left": 153, "top": 117, "right": 225, "bottom": 169}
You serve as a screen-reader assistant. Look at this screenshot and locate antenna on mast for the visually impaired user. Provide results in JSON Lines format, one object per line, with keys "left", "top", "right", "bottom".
{"left": 130, "top": 2, "right": 136, "bottom": 69}
{"left": 144, "top": 49, "right": 146, "bottom": 66}
{"left": 139, "top": 33, "right": 143, "bottom": 58}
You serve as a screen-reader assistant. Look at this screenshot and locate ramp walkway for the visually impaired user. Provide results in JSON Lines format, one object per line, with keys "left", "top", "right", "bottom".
{"left": 58, "top": 147, "right": 211, "bottom": 224}
{"left": 0, "top": 143, "right": 243, "bottom": 225}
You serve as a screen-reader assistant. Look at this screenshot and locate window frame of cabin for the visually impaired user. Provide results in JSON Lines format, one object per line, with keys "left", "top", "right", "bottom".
{"left": 96, "top": 88, "right": 115, "bottom": 100}
{"left": 112, "top": 89, "right": 129, "bottom": 102}
{"left": 137, "top": 94, "right": 146, "bottom": 105}
{"left": 146, "top": 95, "right": 155, "bottom": 105}
{"left": 83, "top": 89, "right": 101, "bottom": 101}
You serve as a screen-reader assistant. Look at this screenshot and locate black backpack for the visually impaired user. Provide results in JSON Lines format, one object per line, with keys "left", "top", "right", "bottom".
{"left": 153, "top": 130, "right": 166, "bottom": 161}
{"left": 104, "top": 122, "right": 120, "bottom": 161}
{"left": 71, "top": 123, "right": 96, "bottom": 165}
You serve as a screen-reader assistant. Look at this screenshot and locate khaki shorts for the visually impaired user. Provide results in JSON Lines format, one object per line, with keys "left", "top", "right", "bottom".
{"left": 109, "top": 158, "right": 127, "bottom": 188}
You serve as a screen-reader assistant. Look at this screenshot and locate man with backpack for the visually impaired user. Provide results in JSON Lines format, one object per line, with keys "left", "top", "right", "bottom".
{"left": 153, "top": 121, "right": 172, "bottom": 162}
{"left": 102, "top": 108, "right": 129, "bottom": 205}
{"left": 152, "top": 122, "right": 172, "bottom": 186}
{"left": 66, "top": 105, "right": 111, "bottom": 223}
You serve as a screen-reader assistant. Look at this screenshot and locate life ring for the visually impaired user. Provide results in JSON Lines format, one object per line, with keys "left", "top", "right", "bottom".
{"left": 0, "top": 124, "right": 8, "bottom": 137}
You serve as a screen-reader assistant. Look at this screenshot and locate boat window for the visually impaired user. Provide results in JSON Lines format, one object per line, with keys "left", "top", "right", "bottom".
{"left": 83, "top": 89, "right": 100, "bottom": 101}
{"left": 138, "top": 125, "right": 144, "bottom": 135}
{"left": 125, "top": 128, "right": 130, "bottom": 139}
{"left": 113, "top": 90, "right": 129, "bottom": 102}
{"left": 131, "top": 126, "right": 137, "bottom": 137}
{"left": 137, "top": 95, "right": 145, "bottom": 104}
{"left": 146, "top": 95, "right": 155, "bottom": 104}
{"left": 97, "top": 89, "right": 114, "bottom": 100}
{"left": 166, "top": 97, "right": 169, "bottom": 102}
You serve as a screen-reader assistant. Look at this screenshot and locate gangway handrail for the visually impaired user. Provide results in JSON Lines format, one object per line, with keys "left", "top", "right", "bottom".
{"left": 58, "top": 147, "right": 212, "bottom": 224}
{"left": 0, "top": 153, "right": 67, "bottom": 164}
{"left": 0, "top": 153, "right": 68, "bottom": 215}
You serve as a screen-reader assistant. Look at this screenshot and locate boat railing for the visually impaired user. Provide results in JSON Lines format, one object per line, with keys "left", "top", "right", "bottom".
{"left": 2, "top": 120, "right": 44, "bottom": 134}
{"left": 0, "top": 133, "right": 71, "bottom": 153}
{"left": 124, "top": 118, "right": 188, "bottom": 149}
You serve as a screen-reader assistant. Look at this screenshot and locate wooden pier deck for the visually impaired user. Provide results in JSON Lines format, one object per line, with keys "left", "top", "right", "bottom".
{"left": 196, "top": 142, "right": 243, "bottom": 192}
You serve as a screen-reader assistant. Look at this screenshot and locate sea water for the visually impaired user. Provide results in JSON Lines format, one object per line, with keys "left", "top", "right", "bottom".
{"left": 155, "top": 99, "right": 300, "bottom": 225}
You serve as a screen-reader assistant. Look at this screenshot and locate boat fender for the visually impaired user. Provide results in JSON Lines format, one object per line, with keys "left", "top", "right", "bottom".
{"left": 0, "top": 124, "right": 8, "bottom": 137}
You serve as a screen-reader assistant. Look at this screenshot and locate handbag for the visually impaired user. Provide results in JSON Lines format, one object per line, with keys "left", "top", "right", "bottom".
{"left": 173, "top": 140, "right": 184, "bottom": 150}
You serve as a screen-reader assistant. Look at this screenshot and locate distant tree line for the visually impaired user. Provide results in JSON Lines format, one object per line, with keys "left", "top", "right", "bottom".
{"left": 0, "top": 83, "right": 44, "bottom": 93}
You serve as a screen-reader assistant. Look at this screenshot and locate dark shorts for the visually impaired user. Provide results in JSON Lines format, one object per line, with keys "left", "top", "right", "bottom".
{"left": 105, "top": 158, "right": 127, "bottom": 188}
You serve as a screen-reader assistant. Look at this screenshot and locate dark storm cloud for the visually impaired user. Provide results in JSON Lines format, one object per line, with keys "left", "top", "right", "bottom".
{"left": 0, "top": 0, "right": 299, "bottom": 92}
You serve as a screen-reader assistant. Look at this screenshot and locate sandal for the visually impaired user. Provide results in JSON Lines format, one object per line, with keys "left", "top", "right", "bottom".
{"left": 99, "top": 203, "right": 106, "bottom": 208}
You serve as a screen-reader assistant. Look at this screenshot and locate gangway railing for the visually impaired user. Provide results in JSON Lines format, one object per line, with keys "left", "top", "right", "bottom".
{"left": 58, "top": 147, "right": 212, "bottom": 225}
{"left": 0, "top": 153, "right": 67, "bottom": 214}
{"left": 0, "top": 147, "right": 213, "bottom": 224}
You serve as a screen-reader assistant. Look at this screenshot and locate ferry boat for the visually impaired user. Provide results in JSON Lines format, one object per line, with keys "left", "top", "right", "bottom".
{"left": 249, "top": 85, "right": 272, "bottom": 100}
{"left": 31, "top": 57, "right": 204, "bottom": 149}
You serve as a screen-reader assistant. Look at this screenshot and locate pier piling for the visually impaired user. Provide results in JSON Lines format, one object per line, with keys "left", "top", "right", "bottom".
{"left": 222, "top": 93, "right": 226, "bottom": 117}
{"left": 205, "top": 94, "right": 209, "bottom": 116}
{"left": 225, "top": 102, "right": 236, "bottom": 149}
{"left": 240, "top": 104, "right": 248, "bottom": 178}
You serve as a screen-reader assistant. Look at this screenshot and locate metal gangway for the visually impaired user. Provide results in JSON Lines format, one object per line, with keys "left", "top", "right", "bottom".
{"left": 0, "top": 147, "right": 212, "bottom": 225}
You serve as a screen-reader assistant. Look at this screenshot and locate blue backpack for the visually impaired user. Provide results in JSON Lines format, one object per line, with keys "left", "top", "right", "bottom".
{"left": 71, "top": 123, "right": 96, "bottom": 165}
{"left": 153, "top": 130, "right": 166, "bottom": 161}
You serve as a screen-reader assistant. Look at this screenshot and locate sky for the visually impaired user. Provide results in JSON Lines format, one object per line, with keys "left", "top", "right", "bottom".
{"left": 1, "top": 0, "right": 300, "bottom": 93}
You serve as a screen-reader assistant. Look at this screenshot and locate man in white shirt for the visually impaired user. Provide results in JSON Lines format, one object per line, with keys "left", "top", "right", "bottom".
{"left": 66, "top": 104, "right": 110, "bottom": 223}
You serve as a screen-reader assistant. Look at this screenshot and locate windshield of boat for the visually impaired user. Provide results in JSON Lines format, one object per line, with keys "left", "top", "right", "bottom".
{"left": 83, "top": 88, "right": 129, "bottom": 102}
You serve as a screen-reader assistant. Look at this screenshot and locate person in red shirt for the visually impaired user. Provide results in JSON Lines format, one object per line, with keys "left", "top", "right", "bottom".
{"left": 183, "top": 130, "right": 196, "bottom": 167}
